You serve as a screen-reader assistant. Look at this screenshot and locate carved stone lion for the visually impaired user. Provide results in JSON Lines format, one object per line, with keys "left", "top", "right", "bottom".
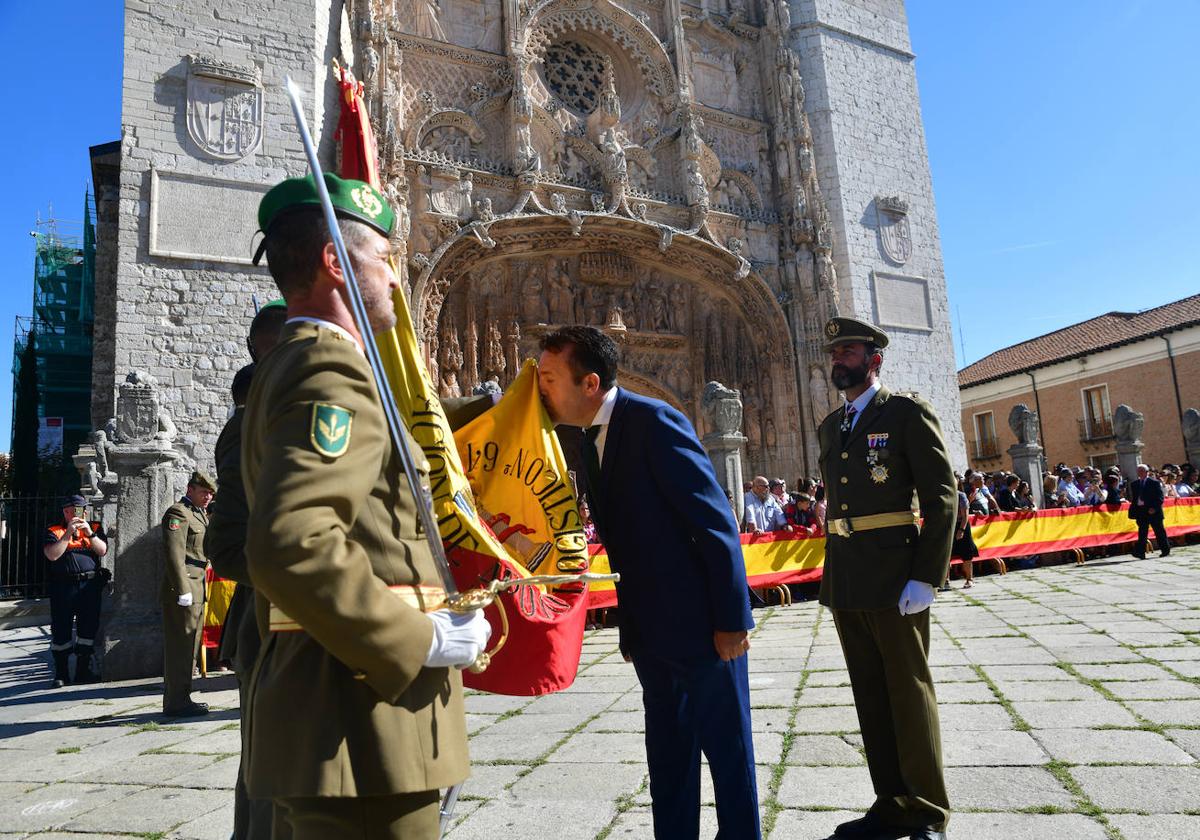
{"left": 702, "top": 381, "right": 743, "bottom": 436}
{"left": 1007, "top": 404, "right": 1040, "bottom": 446}
{"left": 1112, "top": 404, "right": 1144, "bottom": 447}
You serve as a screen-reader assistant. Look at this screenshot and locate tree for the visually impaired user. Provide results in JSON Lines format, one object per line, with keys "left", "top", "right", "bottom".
{"left": 10, "top": 331, "right": 41, "bottom": 496}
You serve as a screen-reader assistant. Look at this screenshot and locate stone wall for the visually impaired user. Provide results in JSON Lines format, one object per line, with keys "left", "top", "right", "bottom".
{"left": 790, "top": 0, "right": 966, "bottom": 464}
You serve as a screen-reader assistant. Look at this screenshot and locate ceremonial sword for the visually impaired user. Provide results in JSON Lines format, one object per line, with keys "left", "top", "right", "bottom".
{"left": 283, "top": 78, "right": 617, "bottom": 835}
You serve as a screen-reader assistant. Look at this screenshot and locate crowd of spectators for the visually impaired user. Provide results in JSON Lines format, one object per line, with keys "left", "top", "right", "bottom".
{"left": 961, "top": 462, "right": 1195, "bottom": 513}
{"left": 739, "top": 475, "right": 827, "bottom": 536}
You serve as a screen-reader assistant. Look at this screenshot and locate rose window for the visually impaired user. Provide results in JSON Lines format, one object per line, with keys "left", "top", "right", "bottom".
{"left": 541, "top": 40, "right": 609, "bottom": 115}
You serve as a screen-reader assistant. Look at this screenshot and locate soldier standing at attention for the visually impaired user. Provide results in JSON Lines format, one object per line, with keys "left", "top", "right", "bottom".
{"left": 160, "top": 470, "right": 216, "bottom": 717}
{"left": 241, "top": 174, "right": 489, "bottom": 839}
{"left": 817, "top": 317, "right": 957, "bottom": 840}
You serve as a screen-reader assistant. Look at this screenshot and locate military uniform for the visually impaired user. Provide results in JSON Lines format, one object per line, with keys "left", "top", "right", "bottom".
{"left": 241, "top": 174, "right": 470, "bottom": 840}
{"left": 817, "top": 318, "right": 957, "bottom": 837}
{"left": 160, "top": 476, "right": 214, "bottom": 715}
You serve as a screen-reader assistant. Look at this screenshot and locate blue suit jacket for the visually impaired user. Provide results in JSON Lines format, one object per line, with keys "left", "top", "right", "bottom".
{"left": 587, "top": 388, "right": 753, "bottom": 662}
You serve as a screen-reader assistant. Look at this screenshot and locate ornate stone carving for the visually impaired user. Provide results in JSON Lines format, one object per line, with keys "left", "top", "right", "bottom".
{"left": 702, "top": 381, "right": 743, "bottom": 436}
{"left": 115, "top": 371, "right": 177, "bottom": 446}
{"left": 1008, "top": 404, "right": 1040, "bottom": 446}
{"left": 876, "top": 194, "right": 912, "bottom": 265}
{"left": 1113, "top": 404, "right": 1144, "bottom": 447}
{"left": 185, "top": 55, "right": 263, "bottom": 161}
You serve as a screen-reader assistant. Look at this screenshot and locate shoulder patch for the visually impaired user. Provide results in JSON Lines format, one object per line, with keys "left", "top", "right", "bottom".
{"left": 167, "top": 517, "right": 184, "bottom": 531}
{"left": 311, "top": 403, "right": 354, "bottom": 458}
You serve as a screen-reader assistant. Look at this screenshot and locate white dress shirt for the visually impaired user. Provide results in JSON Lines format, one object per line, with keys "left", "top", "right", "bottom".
{"left": 585, "top": 386, "right": 620, "bottom": 463}
{"left": 843, "top": 382, "right": 881, "bottom": 432}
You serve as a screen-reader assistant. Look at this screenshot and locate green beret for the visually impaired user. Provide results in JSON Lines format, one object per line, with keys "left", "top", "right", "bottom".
{"left": 189, "top": 470, "right": 217, "bottom": 492}
{"left": 252, "top": 174, "right": 394, "bottom": 265}
{"left": 822, "top": 317, "right": 890, "bottom": 351}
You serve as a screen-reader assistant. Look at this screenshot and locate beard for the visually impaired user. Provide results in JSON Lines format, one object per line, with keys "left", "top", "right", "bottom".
{"left": 830, "top": 359, "right": 869, "bottom": 390}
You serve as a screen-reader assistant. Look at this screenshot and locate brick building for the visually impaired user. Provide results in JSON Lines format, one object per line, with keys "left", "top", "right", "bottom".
{"left": 958, "top": 294, "right": 1200, "bottom": 473}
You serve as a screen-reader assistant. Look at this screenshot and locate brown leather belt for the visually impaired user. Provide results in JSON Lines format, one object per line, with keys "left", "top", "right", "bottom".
{"left": 268, "top": 584, "right": 448, "bottom": 633}
{"left": 826, "top": 510, "right": 919, "bottom": 538}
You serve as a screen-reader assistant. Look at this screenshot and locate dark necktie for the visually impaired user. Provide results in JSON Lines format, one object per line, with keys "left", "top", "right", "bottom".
{"left": 583, "top": 425, "right": 604, "bottom": 514}
{"left": 840, "top": 404, "right": 858, "bottom": 446}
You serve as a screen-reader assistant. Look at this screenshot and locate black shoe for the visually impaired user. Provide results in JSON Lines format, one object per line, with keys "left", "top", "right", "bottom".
{"left": 1131, "top": 553, "right": 1145, "bottom": 560}
{"left": 73, "top": 646, "right": 99, "bottom": 684}
{"left": 51, "top": 651, "right": 72, "bottom": 688}
{"left": 834, "top": 812, "right": 907, "bottom": 839}
{"left": 1161, "top": 550, "right": 1171, "bottom": 557}
{"left": 163, "top": 701, "right": 209, "bottom": 718}
{"left": 908, "top": 831, "right": 946, "bottom": 840}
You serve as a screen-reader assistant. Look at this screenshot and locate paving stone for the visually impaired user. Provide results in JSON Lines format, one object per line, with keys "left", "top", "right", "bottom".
{"left": 1011, "top": 699, "right": 1138, "bottom": 728}
{"left": 166, "top": 755, "right": 240, "bottom": 789}
{"left": 1138, "top": 645, "right": 1200, "bottom": 661}
{"left": 509, "top": 761, "right": 644, "bottom": 801}
{"left": 748, "top": 688, "right": 796, "bottom": 708}
{"left": 947, "top": 812, "right": 1108, "bottom": 840}
{"left": 932, "top": 680, "right": 993, "bottom": 703}
{"left": 546, "top": 732, "right": 646, "bottom": 764}
{"left": 991, "top": 679, "right": 1105, "bottom": 703}
{"left": 462, "top": 693, "right": 535, "bottom": 715}
{"left": 803, "top": 670, "right": 852, "bottom": 687}
{"left": 938, "top": 703, "right": 1014, "bottom": 731}
{"left": 979, "top": 664, "right": 1074, "bottom": 681}
{"left": 928, "top": 665, "right": 980, "bottom": 683}
{"left": 1034, "top": 728, "right": 1195, "bottom": 765}
{"left": 1072, "top": 766, "right": 1200, "bottom": 813}
{"left": 942, "top": 730, "right": 1048, "bottom": 766}
{"left": 456, "top": 762, "right": 530, "bottom": 800}
{"left": 445, "top": 799, "right": 615, "bottom": 839}
{"left": 792, "top": 704, "right": 861, "bottom": 734}
{"left": 796, "top": 685, "right": 855, "bottom": 707}
{"left": 466, "top": 727, "right": 566, "bottom": 762}
{"left": 944, "top": 766, "right": 1075, "bottom": 810}
{"left": 1108, "top": 814, "right": 1200, "bottom": 840}
{"left": 750, "top": 707, "right": 791, "bottom": 733}
{"left": 171, "top": 801, "right": 235, "bottom": 840}
{"left": 0, "top": 782, "right": 138, "bottom": 834}
{"left": 1127, "top": 699, "right": 1200, "bottom": 725}
{"left": 769, "top": 809, "right": 862, "bottom": 839}
{"left": 90, "top": 751, "right": 219, "bottom": 785}
{"left": 63, "top": 787, "right": 229, "bottom": 834}
{"left": 1165, "top": 660, "right": 1200, "bottom": 678}
{"left": 783, "top": 734, "right": 864, "bottom": 766}
{"left": 955, "top": 645, "right": 1057, "bottom": 666}
{"left": 776, "top": 766, "right": 875, "bottom": 809}
{"left": 1101, "top": 679, "right": 1200, "bottom": 700}
{"left": 1166, "top": 728, "right": 1200, "bottom": 760}
{"left": 1048, "top": 645, "right": 1145, "bottom": 664}
{"left": 1073, "top": 663, "right": 1176, "bottom": 681}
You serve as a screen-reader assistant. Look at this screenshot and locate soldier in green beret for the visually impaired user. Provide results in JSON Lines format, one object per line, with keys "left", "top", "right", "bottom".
{"left": 242, "top": 173, "right": 490, "bottom": 839}
{"left": 816, "top": 317, "right": 957, "bottom": 840}
{"left": 160, "top": 469, "right": 216, "bottom": 717}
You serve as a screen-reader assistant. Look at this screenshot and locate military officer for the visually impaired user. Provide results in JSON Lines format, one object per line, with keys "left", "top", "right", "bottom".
{"left": 160, "top": 470, "right": 216, "bottom": 717}
{"left": 242, "top": 173, "right": 490, "bottom": 839}
{"left": 817, "top": 317, "right": 957, "bottom": 840}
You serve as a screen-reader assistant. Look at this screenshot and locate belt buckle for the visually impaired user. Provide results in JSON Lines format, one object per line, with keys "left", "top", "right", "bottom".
{"left": 833, "top": 518, "right": 853, "bottom": 538}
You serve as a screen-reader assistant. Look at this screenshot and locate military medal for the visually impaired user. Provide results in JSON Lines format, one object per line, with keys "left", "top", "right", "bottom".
{"left": 867, "top": 433, "right": 890, "bottom": 484}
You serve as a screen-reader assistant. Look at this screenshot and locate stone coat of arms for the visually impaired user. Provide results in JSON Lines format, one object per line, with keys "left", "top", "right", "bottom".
{"left": 186, "top": 55, "right": 263, "bottom": 161}
{"left": 876, "top": 195, "right": 912, "bottom": 265}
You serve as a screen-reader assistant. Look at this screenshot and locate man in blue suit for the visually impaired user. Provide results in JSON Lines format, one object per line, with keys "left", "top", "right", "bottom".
{"left": 538, "top": 326, "right": 759, "bottom": 840}
{"left": 1127, "top": 464, "right": 1170, "bottom": 559}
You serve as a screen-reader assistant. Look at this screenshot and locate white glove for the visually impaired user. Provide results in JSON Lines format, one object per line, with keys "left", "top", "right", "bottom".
{"left": 176, "top": 592, "right": 194, "bottom": 608}
{"left": 897, "top": 580, "right": 935, "bottom": 615}
{"left": 424, "top": 609, "right": 492, "bottom": 669}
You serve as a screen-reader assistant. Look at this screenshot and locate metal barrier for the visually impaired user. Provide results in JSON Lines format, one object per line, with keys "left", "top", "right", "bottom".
{"left": 0, "top": 496, "right": 62, "bottom": 600}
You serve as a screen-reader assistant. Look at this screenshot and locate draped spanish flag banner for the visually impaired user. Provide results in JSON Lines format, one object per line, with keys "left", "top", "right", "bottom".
{"left": 583, "top": 498, "right": 1200, "bottom": 609}
{"left": 202, "top": 567, "right": 235, "bottom": 652}
{"left": 333, "top": 65, "right": 590, "bottom": 695}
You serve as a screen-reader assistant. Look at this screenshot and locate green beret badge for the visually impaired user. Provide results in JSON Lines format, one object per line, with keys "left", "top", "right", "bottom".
{"left": 311, "top": 403, "right": 354, "bottom": 458}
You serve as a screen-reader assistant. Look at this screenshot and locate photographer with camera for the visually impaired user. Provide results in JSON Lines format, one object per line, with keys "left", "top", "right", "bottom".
{"left": 43, "top": 494, "right": 109, "bottom": 687}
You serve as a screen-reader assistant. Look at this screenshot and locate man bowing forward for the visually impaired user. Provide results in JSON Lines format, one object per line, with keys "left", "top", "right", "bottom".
{"left": 537, "top": 326, "right": 759, "bottom": 840}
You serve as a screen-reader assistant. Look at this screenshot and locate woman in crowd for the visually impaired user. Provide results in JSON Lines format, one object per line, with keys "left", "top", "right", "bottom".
{"left": 1014, "top": 481, "right": 1037, "bottom": 510}
{"left": 942, "top": 486, "right": 977, "bottom": 590}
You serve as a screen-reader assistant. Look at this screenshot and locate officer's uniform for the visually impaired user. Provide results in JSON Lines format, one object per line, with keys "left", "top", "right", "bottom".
{"left": 45, "top": 497, "right": 107, "bottom": 686}
{"left": 160, "top": 472, "right": 215, "bottom": 714}
{"left": 817, "top": 317, "right": 957, "bottom": 837}
{"left": 241, "top": 175, "right": 469, "bottom": 839}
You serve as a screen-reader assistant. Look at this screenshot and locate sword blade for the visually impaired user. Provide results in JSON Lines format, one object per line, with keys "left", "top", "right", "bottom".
{"left": 282, "top": 77, "right": 460, "bottom": 599}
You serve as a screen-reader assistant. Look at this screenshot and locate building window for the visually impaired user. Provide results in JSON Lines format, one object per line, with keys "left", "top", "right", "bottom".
{"left": 972, "top": 411, "right": 999, "bottom": 459}
{"left": 1079, "top": 385, "right": 1113, "bottom": 441}
{"left": 1089, "top": 453, "right": 1118, "bottom": 471}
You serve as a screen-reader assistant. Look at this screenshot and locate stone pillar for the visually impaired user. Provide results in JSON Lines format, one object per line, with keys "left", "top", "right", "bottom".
{"left": 1182, "top": 408, "right": 1200, "bottom": 466}
{"left": 92, "top": 373, "right": 190, "bottom": 681}
{"left": 1113, "top": 404, "right": 1145, "bottom": 480}
{"left": 701, "top": 382, "right": 748, "bottom": 522}
{"left": 1007, "top": 443, "right": 1046, "bottom": 509}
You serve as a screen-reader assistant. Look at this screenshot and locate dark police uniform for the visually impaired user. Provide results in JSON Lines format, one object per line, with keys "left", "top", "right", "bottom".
{"left": 160, "top": 475, "right": 214, "bottom": 715}
{"left": 817, "top": 317, "right": 957, "bottom": 838}
{"left": 45, "top": 508, "right": 107, "bottom": 685}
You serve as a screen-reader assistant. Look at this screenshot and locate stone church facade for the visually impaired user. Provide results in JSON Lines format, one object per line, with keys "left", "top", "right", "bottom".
{"left": 93, "top": 0, "right": 964, "bottom": 484}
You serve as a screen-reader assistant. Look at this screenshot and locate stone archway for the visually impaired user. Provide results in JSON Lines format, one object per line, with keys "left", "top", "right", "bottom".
{"left": 413, "top": 214, "right": 806, "bottom": 479}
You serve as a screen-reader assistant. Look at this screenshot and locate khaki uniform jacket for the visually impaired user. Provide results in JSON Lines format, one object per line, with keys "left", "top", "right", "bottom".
{"left": 817, "top": 387, "right": 956, "bottom": 610}
{"left": 160, "top": 499, "right": 208, "bottom": 605}
{"left": 205, "top": 407, "right": 262, "bottom": 673}
{"left": 241, "top": 320, "right": 468, "bottom": 798}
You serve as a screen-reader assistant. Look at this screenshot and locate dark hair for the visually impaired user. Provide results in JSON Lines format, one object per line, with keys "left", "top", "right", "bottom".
{"left": 262, "top": 208, "right": 377, "bottom": 296}
{"left": 1006, "top": 474, "right": 1020, "bottom": 487}
{"left": 814, "top": 485, "right": 825, "bottom": 502}
{"left": 539, "top": 325, "right": 619, "bottom": 389}
{"left": 768, "top": 478, "right": 784, "bottom": 490}
{"left": 248, "top": 306, "right": 287, "bottom": 361}
{"left": 231, "top": 363, "right": 256, "bottom": 406}
{"left": 795, "top": 493, "right": 812, "bottom": 504}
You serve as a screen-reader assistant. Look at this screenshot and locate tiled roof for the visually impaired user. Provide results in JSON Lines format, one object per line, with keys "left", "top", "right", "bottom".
{"left": 958, "top": 293, "right": 1200, "bottom": 388}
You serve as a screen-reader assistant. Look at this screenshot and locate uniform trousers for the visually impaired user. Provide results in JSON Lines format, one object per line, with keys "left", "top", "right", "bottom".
{"left": 631, "top": 651, "right": 760, "bottom": 840}
{"left": 832, "top": 607, "right": 949, "bottom": 831}
{"left": 272, "top": 791, "right": 439, "bottom": 840}
{"left": 1134, "top": 513, "right": 1170, "bottom": 557}
{"left": 234, "top": 672, "right": 279, "bottom": 840}
{"left": 49, "top": 577, "right": 102, "bottom": 651}
{"left": 161, "top": 597, "right": 204, "bottom": 711}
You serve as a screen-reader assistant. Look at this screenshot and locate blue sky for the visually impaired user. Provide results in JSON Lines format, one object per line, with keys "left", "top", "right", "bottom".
{"left": 1, "top": 2, "right": 1198, "bottom": 449}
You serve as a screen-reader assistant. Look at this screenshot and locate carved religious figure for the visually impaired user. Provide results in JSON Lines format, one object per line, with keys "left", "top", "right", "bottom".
{"left": 808, "top": 365, "right": 832, "bottom": 429}
{"left": 546, "top": 258, "right": 574, "bottom": 323}
{"left": 405, "top": 0, "right": 447, "bottom": 40}
{"left": 522, "top": 266, "right": 548, "bottom": 323}
{"left": 1007, "top": 404, "right": 1040, "bottom": 446}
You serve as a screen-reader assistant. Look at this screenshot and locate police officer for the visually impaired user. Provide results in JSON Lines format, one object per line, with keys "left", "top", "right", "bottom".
{"left": 242, "top": 173, "right": 489, "bottom": 839}
{"left": 43, "top": 495, "right": 108, "bottom": 687}
{"left": 160, "top": 470, "right": 216, "bottom": 717}
{"left": 817, "top": 317, "right": 957, "bottom": 840}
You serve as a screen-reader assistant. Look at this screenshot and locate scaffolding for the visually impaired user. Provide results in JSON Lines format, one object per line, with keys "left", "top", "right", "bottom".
{"left": 9, "top": 193, "right": 96, "bottom": 489}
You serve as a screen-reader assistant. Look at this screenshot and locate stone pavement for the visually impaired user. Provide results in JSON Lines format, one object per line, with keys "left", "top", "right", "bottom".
{"left": 1, "top": 545, "right": 1199, "bottom": 839}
